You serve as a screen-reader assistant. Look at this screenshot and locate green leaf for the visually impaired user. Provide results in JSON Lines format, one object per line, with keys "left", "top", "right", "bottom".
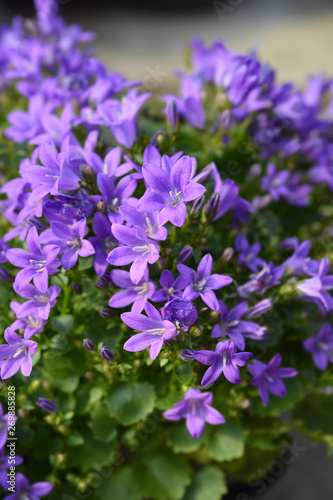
{"left": 166, "top": 421, "right": 208, "bottom": 453}
{"left": 184, "top": 466, "right": 228, "bottom": 500}
{"left": 206, "top": 422, "right": 245, "bottom": 462}
{"left": 44, "top": 349, "right": 89, "bottom": 392}
{"left": 133, "top": 448, "right": 191, "bottom": 500}
{"left": 174, "top": 364, "right": 194, "bottom": 384}
{"left": 106, "top": 382, "right": 155, "bottom": 426}
{"left": 67, "top": 434, "right": 116, "bottom": 473}
{"left": 250, "top": 378, "right": 304, "bottom": 417}
{"left": 51, "top": 314, "right": 74, "bottom": 335}
{"left": 89, "top": 403, "right": 117, "bottom": 443}
{"left": 97, "top": 467, "right": 141, "bottom": 500}
{"left": 67, "top": 431, "right": 84, "bottom": 447}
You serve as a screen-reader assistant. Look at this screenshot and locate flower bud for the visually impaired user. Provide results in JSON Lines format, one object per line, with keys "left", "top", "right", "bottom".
{"left": 166, "top": 99, "right": 178, "bottom": 130}
{"left": 177, "top": 246, "right": 193, "bottom": 264}
{"left": 100, "top": 346, "right": 115, "bottom": 362}
{"left": 99, "top": 307, "right": 113, "bottom": 319}
{"left": 247, "top": 299, "right": 273, "bottom": 319}
{"left": 221, "top": 247, "right": 234, "bottom": 262}
{"left": 164, "top": 299, "right": 198, "bottom": 327}
{"left": 36, "top": 397, "right": 58, "bottom": 413}
{"left": 179, "top": 349, "right": 196, "bottom": 361}
{"left": 83, "top": 338, "right": 95, "bottom": 351}
{"left": 0, "top": 267, "right": 13, "bottom": 284}
{"left": 247, "top": 163, "right": 262, "bottom": 181}
{"left": 206, "top": 193, "right": 220, "bottom": 219}
{"left": 71, "top": 282, "right": 82, "bottom": 294}
{"left": 190, "top": 194, "right": 205, "bottom": 215}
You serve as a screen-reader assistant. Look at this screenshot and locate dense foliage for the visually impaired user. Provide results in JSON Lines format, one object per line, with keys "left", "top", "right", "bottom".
{"left": 0, "top": 2, "right": 333, "bottom": 499}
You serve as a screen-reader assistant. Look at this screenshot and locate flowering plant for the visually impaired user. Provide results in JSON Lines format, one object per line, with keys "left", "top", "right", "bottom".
{"left": 0, "top": 2, "right": 333, "bottom": 499}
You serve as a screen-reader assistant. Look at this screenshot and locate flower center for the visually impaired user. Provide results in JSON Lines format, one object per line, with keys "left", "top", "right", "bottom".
{"left": 193, "top": 279, "right": 207, "bottom": 292}
{"left": 108, "top": 197, "right": 120, "bottom": 213}
{"left": 132, "top": 244, "right": 150, "bottom": 257}
{"left": 168, "top": 190, "right": 183, "bottom": 207}
{"left": 135, "top": 282, "right": 150, "bottom": 295}
{"left": 34, "top": 294, "right": 49, "bottom": 304}
{"left": 27, "top": 315, "right": 41, "bottom": 329}
{"left": 29, "top": 259, "right": 46, "bottom": 272}
{"left": 147, "top": 327, "right": 165, "bottom": 336}
{"left": 67, "top": 237, "right": 82, "bottom": 250}
{"left": 13, "top": 345, "right": 28, "bottom": 358}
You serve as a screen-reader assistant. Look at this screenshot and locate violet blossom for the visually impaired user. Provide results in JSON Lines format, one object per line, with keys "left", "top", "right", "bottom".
{"left": 248, "top": 353, "right": 298, "bottom": 405}
{"left": 0, "top": 328, "right": 38, "bottom": 379}
{"left": 163, "top": 388, "right": 225, "bottom": 439}
{"left": 151, "top": 270, "right": 187, "bottom": 303}
{"left": 109, "top": 269, "right": 155, "bottom": 313}
{"left": 121, "top": 303, "right": 176, "bottom": 359}
{"left": 303, "top": 323, "right": 333, "bottom": 370}
{"left": 194, "top": 340, "right": 253, "bottom": 386}
{"left": 13, "top": 283, "right": 61, "bottom": 320}
{"left": 178, "top": 254, "right": 232, "bottom": 311}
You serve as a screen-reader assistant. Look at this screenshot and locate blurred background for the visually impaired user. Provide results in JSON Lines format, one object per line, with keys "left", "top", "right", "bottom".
{"left": 0, "top": 0, "right": 333, "bottom": 499}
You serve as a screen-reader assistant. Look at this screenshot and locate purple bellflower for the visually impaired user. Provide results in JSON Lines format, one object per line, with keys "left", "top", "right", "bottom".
{"left": 235, "top": 234, "right": 265, "bottom": 272}
{"left": 248, "top": 353, "right": 298, "bottom": 405}
{"left": 137, "top": 155, "right": 206, "bottom": 227}
{"left": 98, "top": 89, "right": 150, "bottom": 148}
{"left": 14, "top": 283, "right": 61, "bottom": 320}
{"left": 9, "top": 301, "right": 45, "bottom": 339}
{"left": 0, "top": 328, "right": 38, "bottom": 379}
{"left": 96, "top": 173, "right": 137, "bottom": 224}
{"left": 238, "top": 262, "right": 285, "bottom": 298}
{"left": 46, "top": 220, "right": 95, "bottom": 271}
{"left": 121, "top": 303, "right": 176, "bottom": 359}
{"left": 211, "top": 301, "right": 267, "bottom": 350}
{"left": 6, "top": 226, "right": 60, "bottom": 293}
{"left": 178, "top": 254, "right": 232, "bottom": 311}
{"left": 164, "top": 299, "right": 198, "bottom": 329}
{"left": 89, "top": 212, "right": 115, "bottom": 277}
{"left": 194, "top": 340, "right": 253, "bottom": 386}
{"left": 151, "top": 269, "right": 187, "bottom": 303}
{"left": 303, "top": 323, "right": 333, "bottom": 370}
{"left": 119, "top": 205, "right": 168, "bottom": 241}
{"left": 297, "top": 258, "right": 333, "bottom": 313}
{"left": 163, "top": 388, "right": 225, "bottom": 439}
{"left": 107, "top": 224, "right": 160, "bottom": 285}
{"left": 109, "top": 269, "right": 155, "bottom": 313}
{"left": 3, "top": 472, "right": 53, "bottom": 500}
{"left": 261, "top": 163, "right": 291, "bottom": 201}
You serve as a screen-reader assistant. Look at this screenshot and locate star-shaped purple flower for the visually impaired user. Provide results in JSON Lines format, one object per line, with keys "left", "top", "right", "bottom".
{"left": 151, "top": 269, "right": 187, "bottom": 303}
{"left": 178, "top": 254, "right": 232, "bottom": 311}
{"left": 0, "top": 328, "right": 38, "bottom": 379}
{"left": 297, "top": 257, "right": 333, "bottom": 313}
{"left": 107, "top": 224, "right": 159, "bottom": 284}
{"left": 303, "top": 323, "right": 333, "bottom": 370}
{"left": 10, "top": 301, "right": 45, "bottom": 339}
{"left": 137, "top": 155, "right": 206, "bottom": 227}
{"left": 235, "top": 234, "right": 265, "bottom": 272}
{"left": 13, "top": 283, "right": 61, "bottom": 320}
{"left": 194, "top": 340, "right": 253, "bottom": 386}
{"left": 109, "top": 269, "right": 155, "bottom": 313}
{"left": 96, "top": 173, "right": 137, "bottom": 224}
{"left": 163, "top": 388, "right": 225, "bottom": 439}
{"left": 47, "top": 219, "right": 95, "bottom": 271}
{"left": 89, "top": 212, "right": 115, "bottom": 277}
{"left": 248, "top": 353, "right": 298, "bottom": 405}
{"left": 6, "top": 226, "right": 60, "bottom": 293}
{"left": 211, "top": 301, "right": 267, "bottom": 350}
{"left": 121, "top": 303, "right": 176, "bottom": 359}
{"left": 3, "top": 473, "right": 52, "bottom": 500}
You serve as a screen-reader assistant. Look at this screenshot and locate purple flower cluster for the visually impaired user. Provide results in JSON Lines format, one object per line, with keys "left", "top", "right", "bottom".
{"left": 0, "top": 0, "right": 332, "bottom": 452}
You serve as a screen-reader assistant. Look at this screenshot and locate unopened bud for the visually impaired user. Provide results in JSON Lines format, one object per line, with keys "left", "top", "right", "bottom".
{"left": 179, "top": 349, "right": 196, "bottom": 361}
{"left": 83, "top": 338, "right": 95, "bottom": 351}
{"left": 36, "top": 397, "right": 58, "bottom": 413}
{"left": 100, "top": 346, "right": 115, "bottom": 362}
{"left": 99, "top": 307, "right": 113, "bottom": 319}
{"left": 206, "top": 192, "right": 220, "bottom": 219}
{"left": 166, "top": 99, "right": 178, "bottom": 130}
{"left": 190, "top": 194, "right": 205, "bottom": 215}
{"left": 221, "top": 247, "right": 234, "bottom": 262}
{"left": 177, "top": 246, "right": 193, "bottom": 264}
{"left": 71, "top": 282, "right": 82, "bottom": 294}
